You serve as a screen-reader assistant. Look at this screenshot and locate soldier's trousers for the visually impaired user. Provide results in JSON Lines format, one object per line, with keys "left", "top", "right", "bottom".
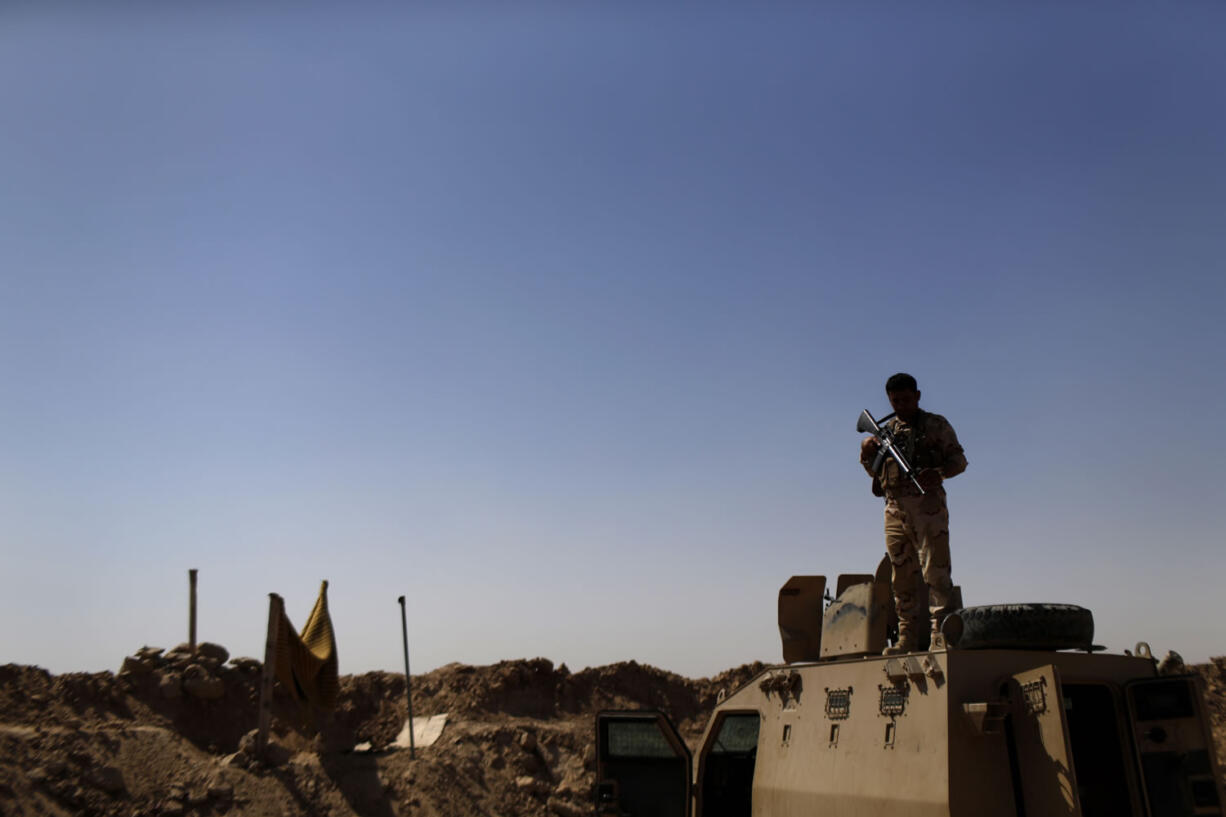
{"left": 884, "top": 492, "right": 953, "bottom": 635}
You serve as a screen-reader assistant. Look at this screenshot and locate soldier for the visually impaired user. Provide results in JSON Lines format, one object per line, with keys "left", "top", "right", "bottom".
{"left": 860, "top": 373, "right": 967, "bottom": 654}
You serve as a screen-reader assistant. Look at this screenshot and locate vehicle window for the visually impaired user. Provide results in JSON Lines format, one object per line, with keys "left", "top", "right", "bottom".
{"left": 1132, "top": 681, "right": 1194, "bottom": 721}
{"left": 711, "top": 714, "right": 760, "bottom": 755}
{"left": 607, "top": 721, "right": 677, "bottom": 758}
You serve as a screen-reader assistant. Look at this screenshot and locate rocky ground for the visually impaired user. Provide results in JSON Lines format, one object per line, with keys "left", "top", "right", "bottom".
{"left": 0, "top": 648, "right": 1222, "bottom": 817}
{"left": 1193, "top": 657, "right": 1226, "bottom": 779}
{"left": 0, "top": 644, "right": 762, "bottom": 817}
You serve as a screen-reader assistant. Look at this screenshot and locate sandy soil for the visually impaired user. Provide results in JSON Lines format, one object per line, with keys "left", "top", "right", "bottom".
{"left": 1, "top": 648, "right": 1222, "bottom": 817}
{"left": 0, "top": 647, "right": 762, "bottom": 817}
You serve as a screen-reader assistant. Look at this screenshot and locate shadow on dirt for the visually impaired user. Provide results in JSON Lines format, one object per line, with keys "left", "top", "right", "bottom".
{"left": 319, "top": 752, "right": 397, "bottom": 817}
{"left": 269, "top": 767, "right": 318, "bottom": 816}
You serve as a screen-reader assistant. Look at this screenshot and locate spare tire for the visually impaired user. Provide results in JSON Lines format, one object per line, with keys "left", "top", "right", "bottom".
{"left": 945, "top": 604, "right": 1094, "bottom": 651}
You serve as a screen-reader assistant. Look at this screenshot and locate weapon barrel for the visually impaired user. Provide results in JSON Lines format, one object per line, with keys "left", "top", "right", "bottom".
{"left": 884, "top": 443, "right": 925, "bottom": 495}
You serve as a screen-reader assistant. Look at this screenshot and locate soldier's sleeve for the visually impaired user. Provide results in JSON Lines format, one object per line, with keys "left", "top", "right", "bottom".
{"left": 931, "top": 415, "right": 967, "bottom": 479}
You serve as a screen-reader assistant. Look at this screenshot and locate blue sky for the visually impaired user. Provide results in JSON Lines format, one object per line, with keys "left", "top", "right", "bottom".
{"left": 2, "top": 4, "right": 1224, "bottom": 677}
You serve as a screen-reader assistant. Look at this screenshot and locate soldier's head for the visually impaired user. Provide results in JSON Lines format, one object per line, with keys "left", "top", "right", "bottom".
{"left": 885, "top": 372, "right": 920, "bottom": 420}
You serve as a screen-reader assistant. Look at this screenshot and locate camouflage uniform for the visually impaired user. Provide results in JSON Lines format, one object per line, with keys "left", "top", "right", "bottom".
{"left": 861, "top": 410, "right": 967, "bottom": 641}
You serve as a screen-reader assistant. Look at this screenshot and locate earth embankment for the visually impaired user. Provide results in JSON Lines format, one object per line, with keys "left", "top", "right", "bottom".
{"left": 2, "top": 649, "right": 1223, "bottom": 817}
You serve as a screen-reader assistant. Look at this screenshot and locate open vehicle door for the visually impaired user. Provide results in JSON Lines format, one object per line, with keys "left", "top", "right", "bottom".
{"left": 1126, "top": 676, "right": 1226, "bottom": 816}
{"left": 1009, "top": 665, "right": 1083, "bottom": 816}
{"left": 596, "top": 710, "right": 691, "bottom": 817}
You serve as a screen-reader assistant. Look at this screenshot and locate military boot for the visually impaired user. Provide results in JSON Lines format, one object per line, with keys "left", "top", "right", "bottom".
{"left": 882, "top": 627, "right": 918, "bottom": 655}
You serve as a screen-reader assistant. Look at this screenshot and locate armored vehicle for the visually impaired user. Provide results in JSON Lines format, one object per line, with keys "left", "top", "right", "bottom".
{"left": 595, "top": 559, "right": 1224, "bottom": 816}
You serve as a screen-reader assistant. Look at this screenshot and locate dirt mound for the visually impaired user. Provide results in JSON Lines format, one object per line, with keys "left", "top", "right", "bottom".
{"left": 0, "top": 649, "right": 764, "bottom": 817}
{"left": 330, "top": 658, "right": 766, "bottom": 753}
{"left": 1192, "top": 656, "right": 1226, "bottom": 765}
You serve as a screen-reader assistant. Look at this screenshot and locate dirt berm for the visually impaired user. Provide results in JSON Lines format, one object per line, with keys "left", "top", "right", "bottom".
{"left": 0, "top": 648, "right": 1221, "bottom": 817}
{"left": 0, "top": 646, "right": 763, "bottom": 817}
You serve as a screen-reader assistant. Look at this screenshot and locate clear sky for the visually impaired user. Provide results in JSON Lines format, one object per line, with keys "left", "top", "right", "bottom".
{"left": 2, "top": 4, "right": 1223, "bottom": 678}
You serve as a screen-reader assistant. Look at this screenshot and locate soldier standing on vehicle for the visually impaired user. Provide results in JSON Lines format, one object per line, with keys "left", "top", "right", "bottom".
{"left": 860, "top": 373, "right": 967, "bottom": 654}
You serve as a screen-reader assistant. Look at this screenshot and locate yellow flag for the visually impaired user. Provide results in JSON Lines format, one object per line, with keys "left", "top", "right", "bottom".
{"left": 274, "top": 580, "right": 339, "bottom": 711}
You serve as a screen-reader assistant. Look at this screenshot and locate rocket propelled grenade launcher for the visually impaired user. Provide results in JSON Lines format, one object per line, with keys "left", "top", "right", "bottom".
{"left": 857, "top": 409, "right": 925, "bottom": 495}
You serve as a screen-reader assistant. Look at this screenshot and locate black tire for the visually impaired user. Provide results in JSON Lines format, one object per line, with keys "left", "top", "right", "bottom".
{"left": 947, "top": 603, "right": 1094, "bottom": 651}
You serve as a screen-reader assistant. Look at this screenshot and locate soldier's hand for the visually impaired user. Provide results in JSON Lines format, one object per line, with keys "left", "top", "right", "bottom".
{"left": 860, "top": 437, "right": 880, "bottom": 460}
{"left": 918, "top": 468, "right": 943, "bottom": 489}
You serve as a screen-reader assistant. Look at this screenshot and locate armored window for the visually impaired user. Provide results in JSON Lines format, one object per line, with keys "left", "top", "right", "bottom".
{"left": 709, "top": 713, "right": 760, "bottom": 755}
{"left": 606, "top": 721, "right": 677, "bottom": 758}
{"left": 825, "top": 687, "right": 852, "bottom": 720}
{"left": 1132, "top": 681, "right": 1195, "bottom": 721}
{"left": 879, "top": 684, "right": 907, "bottom": 717}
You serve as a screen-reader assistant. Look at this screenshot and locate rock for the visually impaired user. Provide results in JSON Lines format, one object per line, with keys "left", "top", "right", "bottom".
{"left": 547, "top": 798, "right": 586, "bottom": 817}
{"left": 515, "top": 776, "right": 550, "bottom": 797}
{"left": 183, "top": 663, "right": 209, "bottom": 680}
{"left": 229, "top": 656, "right": 262, "bottom": 673}
{"left": 161, "top": 798, "right": 185, "bottom": 816}
{"left": 119, "top": 656, "right": 154, "bottom": 676}
{"left": 207, "top": 784, "right": 234, "bottom": 802}
{"left": 237, "top": 729, "right": 259, "bottom": 755}
{"left": 183, "top": 664, "right": 225, "bottom": 700}
{"left": 87, "top": 765, "right": 125, "bottom": 794}
{"left": 221, "top": 752, "right": 250, "bottom": 770}
{"left": 196, "top": 642, "right": 229, "bottom": 663}
{"left": 27, "top": 767, "right": 49, "bottom": 785}
{"left": 555, "top": 766, "right": 587, "bottom": 800}
{"left": 518, "top": 731, "right": 538, "bottom": 753}
{"left": 184, "top": 675, "right": 224, "bottom": 699}
{"left": 165, "top": 644, "right": 196, "bottom": 668}
{"left": 236, "top": 729, "right": 290, "bottom": 767}
{"left": 159, "top": 674, "right": 182, "bottom": 700}
{"left": 135, "top": 646, "right": 164, "bottom": 660}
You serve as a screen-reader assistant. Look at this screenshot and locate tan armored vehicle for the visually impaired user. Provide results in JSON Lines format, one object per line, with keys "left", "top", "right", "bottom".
{"left": 595, "top": 559, "right": 1224, "bottom": 816}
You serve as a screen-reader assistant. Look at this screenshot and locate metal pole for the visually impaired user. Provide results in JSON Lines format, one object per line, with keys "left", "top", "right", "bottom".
{"left": 398, "top": 595, "right": 416, "bottom": 759}
{"left": 256, "top": 593, "right": 282, "bottom": 760}
{"left": 188, "top": 569, "right": 198, "bottom": 653}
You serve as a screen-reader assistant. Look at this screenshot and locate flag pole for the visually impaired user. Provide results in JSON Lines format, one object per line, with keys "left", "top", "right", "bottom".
{"left": 256, "top": 593, "right": 282, "bottom": 759}
{"left": 188, "top": 569, "right": 198, "bottom": 654}
{"left": 398, "top": 595, "right": 416, "bottom": 759}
